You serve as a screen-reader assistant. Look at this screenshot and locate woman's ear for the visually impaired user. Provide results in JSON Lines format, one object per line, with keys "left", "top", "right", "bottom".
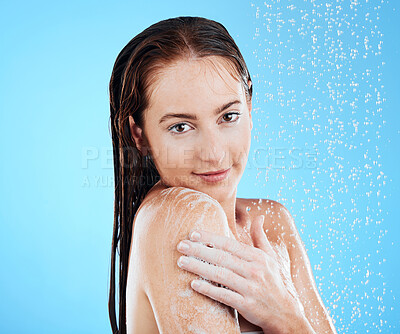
{"left": 129, "top": 116, "right": 148, "bottom": 155}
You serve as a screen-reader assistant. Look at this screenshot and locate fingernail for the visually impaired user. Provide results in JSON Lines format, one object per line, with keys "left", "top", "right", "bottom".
{"left": 191, "top": 280, "right": 201, "bottom": 289}
{"left": 177, "top": 241, "right": 189, "bottom": 251}
{"left": 190, "top": 231, "right": 201, "bottom": 241}
{"left": 178, "top": 256, "right": 189, "bottom": 267}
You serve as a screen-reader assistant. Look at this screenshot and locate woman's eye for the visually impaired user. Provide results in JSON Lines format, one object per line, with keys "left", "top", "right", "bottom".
{"left": 168, "top": 112, "right": 241, "bottom": 134}
{"left": 222, "top": 112, "right": 241, "bottom": 123}
{"left": 168, "top": 123, "right": 191, "bottom": 134}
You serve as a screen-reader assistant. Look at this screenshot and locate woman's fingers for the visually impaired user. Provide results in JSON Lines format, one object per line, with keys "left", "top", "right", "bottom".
{"left": 250, "top": 215, "right": 265, "bottom": 250}
{"left": 187, "top": 229, "right": 263, "bottom": 262}
{"left": 190, "top": 278, "right": 246, "bottom": 311}
{"left": 250, "top": 215, "right": 275, "bottom": 256}
{"left": 177, "top": 253, "right": 248, "bottom": 295}
{"left": 177, "top": 239, "right": 250, "bottom": 278}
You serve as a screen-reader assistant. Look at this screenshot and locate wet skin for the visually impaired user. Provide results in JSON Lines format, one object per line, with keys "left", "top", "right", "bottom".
{"left": 126, "top": 57, "right": 337, "bottom": 333}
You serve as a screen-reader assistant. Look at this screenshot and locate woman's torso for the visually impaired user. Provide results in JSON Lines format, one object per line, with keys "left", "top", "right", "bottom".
{"left": 126, "top": 183, "right": 290, "bottom": 333}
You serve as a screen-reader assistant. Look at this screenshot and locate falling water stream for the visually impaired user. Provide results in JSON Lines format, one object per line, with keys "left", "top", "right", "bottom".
{"left": 247, "top": 1, "right": 394, "bottom": 332}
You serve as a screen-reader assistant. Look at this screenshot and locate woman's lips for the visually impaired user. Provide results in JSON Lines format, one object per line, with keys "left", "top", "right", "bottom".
{"left": 193, "top": 168, "right": 231, "bottom": 182}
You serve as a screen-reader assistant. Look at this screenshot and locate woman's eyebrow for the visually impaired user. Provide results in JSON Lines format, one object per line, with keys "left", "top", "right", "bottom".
{"left": 158, "top": 100, "right": 242, "bottom": 124}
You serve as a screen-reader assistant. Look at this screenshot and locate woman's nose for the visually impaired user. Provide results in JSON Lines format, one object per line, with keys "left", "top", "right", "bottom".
{"left": 196, "top": 131, "right": 226, "bottom": 165}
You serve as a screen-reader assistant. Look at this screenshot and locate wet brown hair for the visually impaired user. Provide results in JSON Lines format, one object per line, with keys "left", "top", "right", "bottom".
{"left": 108, "top": 16, "right": 252, "bottom": 333}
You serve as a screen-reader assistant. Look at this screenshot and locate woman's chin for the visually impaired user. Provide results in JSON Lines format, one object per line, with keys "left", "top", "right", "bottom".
{"left": 159, "top": 172, "right": 238, "bottom": 199}
{"left": 192, "top": 179, "right": 237, "bottom": 202}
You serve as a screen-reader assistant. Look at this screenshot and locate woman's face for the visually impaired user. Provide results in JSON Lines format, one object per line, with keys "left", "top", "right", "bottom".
{"left": 131, "top": 56, "right": 252, "bottom": 202}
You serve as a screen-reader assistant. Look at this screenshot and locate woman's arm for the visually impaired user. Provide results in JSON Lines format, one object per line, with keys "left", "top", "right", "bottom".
{"left": 132, "top": 187, "right": 241, "bottom": 333}
{"left": 266, "top": 200, "right": 337, "bottom": 334}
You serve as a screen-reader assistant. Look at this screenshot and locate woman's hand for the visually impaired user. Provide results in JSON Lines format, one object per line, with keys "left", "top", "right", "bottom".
{"left": 176, "top": 215, "right": 310, "bottom": 333}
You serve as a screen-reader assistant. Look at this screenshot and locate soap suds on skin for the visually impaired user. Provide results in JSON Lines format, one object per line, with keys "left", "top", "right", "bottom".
{"left": 132, "top": 186, "right": 240, "bottom": 333}
{"left": 131, "top": 186, "right": 294, "bottom": 333}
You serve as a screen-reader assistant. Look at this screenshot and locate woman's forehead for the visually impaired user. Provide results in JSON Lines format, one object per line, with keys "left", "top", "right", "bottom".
{"left": 165, "top": 56, "right": 240, "bottom": 83}
{"left": 140, "top": 59, "right": 245, "bottom": 127}
{"left": 148, "top": 57, "right": 243, "bottom": 102}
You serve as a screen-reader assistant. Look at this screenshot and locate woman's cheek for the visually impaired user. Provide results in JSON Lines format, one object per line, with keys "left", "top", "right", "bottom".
{"left": 235, "top": 127, "right": 251, "bottom": 162}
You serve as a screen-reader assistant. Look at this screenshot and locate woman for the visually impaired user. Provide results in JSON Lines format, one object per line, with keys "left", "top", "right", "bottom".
{"left": 108, "top": 16, "right": 337, "bottom": 333}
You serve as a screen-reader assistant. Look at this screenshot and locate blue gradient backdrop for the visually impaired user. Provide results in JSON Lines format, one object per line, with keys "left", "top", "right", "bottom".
{"left": 0, "top": 0, "right": 398, "bottom": 333}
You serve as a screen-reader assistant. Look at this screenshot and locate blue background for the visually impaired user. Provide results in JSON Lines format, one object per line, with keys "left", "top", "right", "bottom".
{"left": 0, "top": 0, "right": 398, "bottom": 333}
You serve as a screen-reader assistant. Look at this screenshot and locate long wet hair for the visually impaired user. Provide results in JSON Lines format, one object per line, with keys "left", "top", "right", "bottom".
{"left": 108, "top": 16, "right": 253, "bottom": 334}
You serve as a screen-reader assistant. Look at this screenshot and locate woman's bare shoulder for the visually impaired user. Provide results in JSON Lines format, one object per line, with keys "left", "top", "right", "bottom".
{"left": 237, "top": 197, "right": 296, "bottom": 244}
{"left": 236, "top": 197, "right": 292, "bottom": 218}
{"left": 134, "top": 186, "right": 228, "bottom": 238}
{"left": 131, "top": 186, "right": 240, "bottom": 333}
{"left": 142, "top": 185, "right": 222, "bottom": 211}
{"left": 237, "top": 197, "right": 291, "bottom": 214}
